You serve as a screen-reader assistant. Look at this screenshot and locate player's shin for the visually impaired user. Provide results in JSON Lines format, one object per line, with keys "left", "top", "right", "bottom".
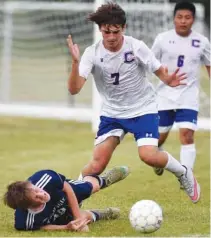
{"left": 180, "top": 144, "right": 196, "bottom": 170}
{"left": 163, "top": 151, "right": 186, "bottom": 177}
{"left": 153, "top": 146, "right": 165, "bottom": 176}
{"left": 89, "top": 208, "right": 120, "bottom": 221}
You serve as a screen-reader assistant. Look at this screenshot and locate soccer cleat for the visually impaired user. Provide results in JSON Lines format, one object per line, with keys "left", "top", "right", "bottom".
{"left": 102, "top": 166, "right": 130, "bottom": 187}
{"left": 178, "top": 166, "right": 200, "bottom": 203}
{"left": 92, "top": 207, "right": 120, "bottom": 220}
{"left": 153, "top": 167, "right": 164, "bottom": 176}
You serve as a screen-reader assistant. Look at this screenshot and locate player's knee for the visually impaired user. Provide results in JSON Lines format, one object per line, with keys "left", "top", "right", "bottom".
{"left": 180, "top": 129, "right": 194, "bottom": 144}
{"left": 89, "top": 159, "right": 106, "bottom": 175}
{"left": 138, "top": 147, "right": 158, "bottom": 166}
{"left": 83, "top": 176, "right": 100, "bottom": 193}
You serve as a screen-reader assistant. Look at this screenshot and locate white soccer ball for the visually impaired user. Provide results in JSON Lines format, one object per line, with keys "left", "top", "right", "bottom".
{"left": 129, "top": 200, "right": 163, "bottom": 233}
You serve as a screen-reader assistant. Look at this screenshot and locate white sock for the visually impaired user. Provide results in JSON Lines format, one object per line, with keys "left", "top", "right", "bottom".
{"left": 78, "top": 173, "right": 83, "bottom": 180}
{"left": 89, "top": 211, "right": 97, "bottom": 222}
{"left": 180, "top": 144, "right": 196, "bottom": 170}
{"left": 164, "top": 151, "right": 186, "bottom": 177}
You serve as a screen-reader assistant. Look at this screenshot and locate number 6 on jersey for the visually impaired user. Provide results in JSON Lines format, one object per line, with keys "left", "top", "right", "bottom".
{"left": 177, "top": 55, "right": 185, "bottom": 67}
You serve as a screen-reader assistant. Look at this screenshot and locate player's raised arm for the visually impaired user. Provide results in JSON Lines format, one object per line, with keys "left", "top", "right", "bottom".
{"left": 67, "top": 35, "right": 86, "bottom": 95}
{"left": 154, "top": 66, "right": 187, "bottom": 87}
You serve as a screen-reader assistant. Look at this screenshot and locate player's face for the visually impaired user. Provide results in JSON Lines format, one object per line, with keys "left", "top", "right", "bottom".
{"left": 174, "top": 10, "right": 194, "bottom": 36}
{"left": 28, "top": 184, "right": 51, "bottom": 207}
{"left": 100, "top": 24, "right": 125, "bottom": 51}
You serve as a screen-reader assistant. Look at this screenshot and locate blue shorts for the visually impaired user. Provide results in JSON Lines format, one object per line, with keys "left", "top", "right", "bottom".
{"left": 158, "top": 109, "right": 198, "bottom": 133}
{"left": 95, "top": 114, "right": 159, "bottom": 147}
{"left": 66, "top": 179, "right": 93, "bottom": 204}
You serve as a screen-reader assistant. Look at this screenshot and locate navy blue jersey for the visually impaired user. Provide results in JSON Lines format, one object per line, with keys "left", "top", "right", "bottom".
{"left": 15, "top": 170, "right": 92, "bottom": 230}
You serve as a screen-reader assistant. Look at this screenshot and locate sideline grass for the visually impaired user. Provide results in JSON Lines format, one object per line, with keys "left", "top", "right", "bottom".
{"left": 0, "top": 116, "right": 209, "bottom": 237}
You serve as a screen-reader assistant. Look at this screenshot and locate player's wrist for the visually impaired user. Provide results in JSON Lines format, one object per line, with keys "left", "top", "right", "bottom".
{"left": 64, "top": 224, "right": 72, "bottom": 230}
{"left": 72, "top": 60, "right": 79, "bottom": 64}
{"left": 162, "top": 74, "right": 170, "bottom": 85}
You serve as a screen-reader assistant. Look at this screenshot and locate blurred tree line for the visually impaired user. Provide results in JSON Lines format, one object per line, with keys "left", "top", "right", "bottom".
{"left": 2, "top": 0, "right": 210, "bottom": 30}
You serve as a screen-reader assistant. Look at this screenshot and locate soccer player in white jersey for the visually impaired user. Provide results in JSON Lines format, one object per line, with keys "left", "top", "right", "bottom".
{"left": 151, "top": 1, "right": 210, "bottom": 177}
{"left": 67, "top": 2, "right": 200, "bottom": 203}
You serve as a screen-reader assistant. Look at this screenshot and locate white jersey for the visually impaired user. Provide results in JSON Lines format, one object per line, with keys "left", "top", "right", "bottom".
{"left": 79, "top": 35, "right": 161, "bottom": 118}
{"left": 152, "top": 29, "right": 210, "bottom": 111}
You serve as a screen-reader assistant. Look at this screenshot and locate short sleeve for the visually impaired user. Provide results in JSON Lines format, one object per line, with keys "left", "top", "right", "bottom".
{"left": 136, "top": 40, "right": 161, "bottom": 73}
{"left": 28, "top": 170, "right": 65, "bottom": 191}
{"left": 15, "top": 210, "right": 41, "bottom": 231}
{"left": 79, "top": 46, "right": 94, "bottom": 79}
{"left": 201, "top": 37, "right": 210, "bottom": 66}
{"left": 151, "top": 34, "right": 162, "bottom": 61}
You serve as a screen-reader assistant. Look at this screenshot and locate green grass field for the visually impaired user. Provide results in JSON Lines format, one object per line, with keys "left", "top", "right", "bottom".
{"left": 0, "top": 116, "right": 209, "bottom": 237}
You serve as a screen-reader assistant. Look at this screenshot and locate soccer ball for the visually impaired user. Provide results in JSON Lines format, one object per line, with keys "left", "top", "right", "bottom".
{"left": 129, "top": 200, "right": 163, "bottom": 233}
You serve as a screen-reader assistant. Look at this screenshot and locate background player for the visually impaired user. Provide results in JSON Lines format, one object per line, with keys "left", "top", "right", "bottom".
{"left": 151, "top": 1, "right": 210, "bottom": 177}
{"left": 4, "top": 166, "right": 129, "bottom": 231}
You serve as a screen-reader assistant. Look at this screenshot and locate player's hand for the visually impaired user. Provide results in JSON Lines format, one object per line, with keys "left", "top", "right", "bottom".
{"left": 66, "top": 35, "right": 80, "bottom": 63}
{"left": 164, "top": 67, "right": 187, "bottom": 87}
{"left": 78, "top": 224, "right": 89, "bottom": 232}
{"left": 66, "top": 217, "right": 90, "bottom": 232}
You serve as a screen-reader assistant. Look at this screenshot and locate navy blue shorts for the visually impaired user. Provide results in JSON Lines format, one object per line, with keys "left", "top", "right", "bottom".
{"left": 95, "top": 114, "right": 159, "bottom": 147}
{"left": 158, "top": 109, "right": 198, "bottom": 133}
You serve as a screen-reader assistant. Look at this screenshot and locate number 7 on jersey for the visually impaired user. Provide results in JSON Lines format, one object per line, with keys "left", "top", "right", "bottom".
{"left": 111, "top": 73, "right": 120, "bottom": 85}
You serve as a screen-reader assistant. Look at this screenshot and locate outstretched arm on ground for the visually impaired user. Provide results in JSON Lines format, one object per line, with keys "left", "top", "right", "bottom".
{"left": 41, "top": 217, "right": 90, "bottom": 231}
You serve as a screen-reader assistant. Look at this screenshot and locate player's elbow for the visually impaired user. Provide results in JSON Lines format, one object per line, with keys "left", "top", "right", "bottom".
{"left": 15, "top": 225, "right": 25, "bottom": 231}
{"left": 68, "top": 76, "right": 85, "bottom": 95}
{"left": 68, "top": 81, "right": 84, "bottom": 95}
{"left": 68, "top": 87, "right": 80, "bottom": 95}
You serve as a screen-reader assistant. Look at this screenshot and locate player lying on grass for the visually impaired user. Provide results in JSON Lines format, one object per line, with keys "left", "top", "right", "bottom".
{"left": 3, "top": 166, "right": 129, "bottom": 231}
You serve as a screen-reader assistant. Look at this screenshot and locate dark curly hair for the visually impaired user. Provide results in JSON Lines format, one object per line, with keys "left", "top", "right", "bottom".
{"left": 88, "top": 2, "right": 126, "bottom": 27}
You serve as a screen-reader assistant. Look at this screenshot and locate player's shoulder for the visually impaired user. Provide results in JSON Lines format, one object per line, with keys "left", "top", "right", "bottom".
{"left": 155, "top": 29, "right": 175, "bottom": 40}
{"left": 28, "top": 169, "right": 57, "bottom": 180}
{"left": 14, "top": 208, "right": 28, "bottom": 230}
{"left": 124, "top": 35, "right": 144, "bottom": 45}
{"left": 124, "top": 35, "right": 149, "bottom": 50}
{"left": 191, "top": 30, "right": 210, "bottom": 43}
{"left": 15, "top": 209, "right": 43, "bottom": 230}
{"left": 83, "top": 40, "right": 102, "bottom": 55}
{"left": 28, "top": 169, "right": 65, "bottom": 187}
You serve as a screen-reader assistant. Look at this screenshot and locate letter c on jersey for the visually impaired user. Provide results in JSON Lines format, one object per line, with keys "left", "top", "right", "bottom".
{"left": 124, "top": 51, "right": 135, "bottom": 63}
{"left": 192, "top": 39, "right": 200, "bottom": 48}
